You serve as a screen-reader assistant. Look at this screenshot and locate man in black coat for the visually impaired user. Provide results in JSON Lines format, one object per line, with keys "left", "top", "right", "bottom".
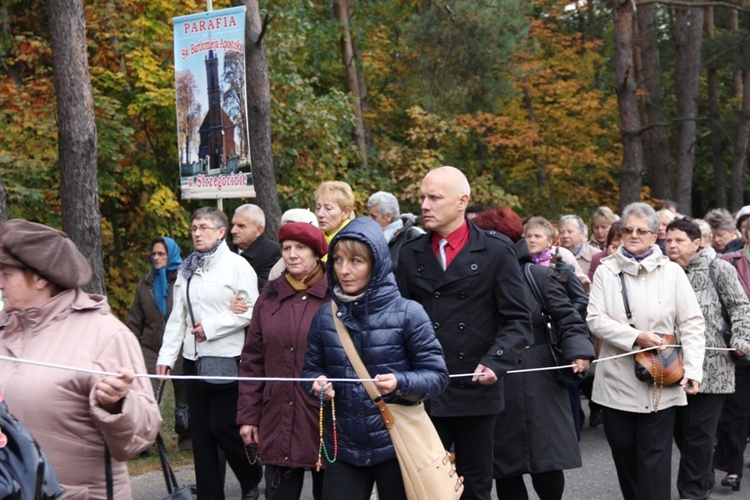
{"left": 396, "top": 166, "right": 532, "bottom": 500}
{"left": 230, "top": 204, "right": 281, "bottom": 291}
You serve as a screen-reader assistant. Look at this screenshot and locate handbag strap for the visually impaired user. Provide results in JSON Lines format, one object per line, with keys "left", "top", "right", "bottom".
{"left": 708, "top": 259, "right": 731, "bottom": 330}
{"left": 330, "top": 302, "right": 395, "bottom": 429}
{"left": 185, "top": 276, "right": 200, "bottom": 359}
{"left": 105, "top": 445, "right": 113, "bottom": 500}
{"left": 618, "top": 272, "right": 635, "bottom": 327}
{"left": 154, "top": 379, "right": 182, "bottom": 494}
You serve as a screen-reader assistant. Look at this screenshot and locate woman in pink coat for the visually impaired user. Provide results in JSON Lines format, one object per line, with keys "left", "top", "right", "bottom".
{"left": 0, "top": 220, "right": 161, "bottom": 499}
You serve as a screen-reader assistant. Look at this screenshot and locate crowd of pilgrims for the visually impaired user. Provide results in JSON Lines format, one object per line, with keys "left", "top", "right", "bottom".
{"left": 2, "top": 166, "right": 750, "bottom": 500}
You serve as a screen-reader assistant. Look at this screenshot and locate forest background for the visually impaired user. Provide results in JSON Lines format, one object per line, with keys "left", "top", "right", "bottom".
{"left": 1, "top": 0, "right": 750, "bottom": 316}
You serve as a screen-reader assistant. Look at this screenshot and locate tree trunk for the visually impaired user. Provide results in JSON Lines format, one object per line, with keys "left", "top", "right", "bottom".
{"left": 333, "top": 0, "right": 368, "bottom": 168}
{"left": 731, "top": 8, "right": 743, "bottom": 99}
{"left": 614, "top": 0, "right": 644, "bottom": 212}
{"left": 46, "top": 0, "right": 105, "bottom": 295}
{"left": 673, "top": 6, "right": 703, "bottom": 216}
{"left": 706, "top": 7, "right": 727, "bottom": 208}
{"left": 731, "top": 66, "right": 750, "bottom": 211}
{"left": 637, "top": 3, "right": 673, "bottom": 201}
{"left": 232, "top": 0, "right": 282, "bottom": 240}
{"left": 0, "top": 172, "right": 7, "bottom": 223}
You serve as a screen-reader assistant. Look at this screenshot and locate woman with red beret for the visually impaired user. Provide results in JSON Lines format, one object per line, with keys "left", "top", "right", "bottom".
{"left": 237, "top": 222, "right": 330, "bottom": 500}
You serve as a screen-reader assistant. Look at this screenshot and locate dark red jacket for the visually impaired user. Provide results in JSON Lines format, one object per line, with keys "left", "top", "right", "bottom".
{"left": 237, "top": 272, "right": 329, "bottom": 468}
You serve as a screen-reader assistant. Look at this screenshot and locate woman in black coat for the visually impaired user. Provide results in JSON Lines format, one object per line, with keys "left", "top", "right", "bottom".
{"left": 474, "top": 209, "right": 594, "bottom": 500}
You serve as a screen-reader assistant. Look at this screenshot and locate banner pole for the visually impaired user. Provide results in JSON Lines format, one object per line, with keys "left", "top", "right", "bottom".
{"left": 207, "top": 0, "right": 212, "bottom": 12}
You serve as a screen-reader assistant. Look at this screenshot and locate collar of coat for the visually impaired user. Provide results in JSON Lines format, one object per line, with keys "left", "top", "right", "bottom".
{"left": 0, "top": 288, "right": 107, "bottom": 336}
{"left": 601, "top": 245, "right": 669, "bottom": 276}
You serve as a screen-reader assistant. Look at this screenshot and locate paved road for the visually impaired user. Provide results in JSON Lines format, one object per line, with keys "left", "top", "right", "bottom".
{"left": 131, "top": 407, "right": 750, "bottom": 499}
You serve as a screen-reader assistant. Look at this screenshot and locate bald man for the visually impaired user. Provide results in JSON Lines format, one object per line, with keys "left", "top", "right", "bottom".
{"left": 396, "top": 166, "right": 532, "bottom": 500}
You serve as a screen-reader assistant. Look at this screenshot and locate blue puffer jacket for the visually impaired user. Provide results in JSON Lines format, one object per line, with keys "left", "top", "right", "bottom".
{"left": 302, "top": 216, "right": 449, "bottom": 467}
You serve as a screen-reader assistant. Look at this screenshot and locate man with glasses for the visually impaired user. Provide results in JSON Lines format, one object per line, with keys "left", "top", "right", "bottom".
{"left": 157, "top": 207, "right": 262, "bottom": 500}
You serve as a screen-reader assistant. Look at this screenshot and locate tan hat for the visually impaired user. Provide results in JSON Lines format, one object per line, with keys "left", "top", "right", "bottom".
{"left": 0, "top": 219, "right": 92, "bottom": 289}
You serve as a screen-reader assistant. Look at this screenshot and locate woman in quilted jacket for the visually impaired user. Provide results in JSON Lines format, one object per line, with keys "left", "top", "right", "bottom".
{"left": 302, "top": 216, "right": 449, "bottom": 499}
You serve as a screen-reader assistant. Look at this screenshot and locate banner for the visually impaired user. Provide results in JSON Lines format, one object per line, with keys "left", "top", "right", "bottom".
{"left": 173, "top": 6, "right": 255, "bottom": 199}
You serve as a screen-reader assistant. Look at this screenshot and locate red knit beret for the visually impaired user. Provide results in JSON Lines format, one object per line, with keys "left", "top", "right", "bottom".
{"left": 278, "top": 222, "right": 328, "bottom": 257}
{"left": 0, "top": 219, "right": 92, "bottom": 289}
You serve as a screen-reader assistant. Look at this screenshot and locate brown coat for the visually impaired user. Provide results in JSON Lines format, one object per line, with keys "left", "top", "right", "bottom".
{"left": 0, "top": 289, "right": 161, "bottom": 499}
{"left": 237, "top": 273, "right": 329, "bottom": 468}
{"left": 126, "top": 270, "right": 183, "bottom": 374}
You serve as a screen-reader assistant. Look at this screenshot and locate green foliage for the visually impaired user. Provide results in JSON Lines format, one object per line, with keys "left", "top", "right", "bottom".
{"left": 402, "top": 0, "right": 532, "bottom": 114}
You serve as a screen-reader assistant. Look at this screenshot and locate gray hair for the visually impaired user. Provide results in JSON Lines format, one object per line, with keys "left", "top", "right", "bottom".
{"left": 193, "top": 206, "right": 228, "bottom": 230}
{"left": 524, "top": 216, "right": 556, "bottom": 241}
{"left": 694, "top": 218, "right": 712, "bottom": 247}
{"left": 621, "top": 202, "right": 658, "bottom": 233}
{"left": 367, "top": 191, "right": 400, "bottom": 219}
{"left": 558, "top": 214, "right": 588, "bottom": 237}
{"left": 235, "top": 203, "right": 265, "bottom": 227}
{"left": 704, "top": 208, "right": 735, "bottom": 232}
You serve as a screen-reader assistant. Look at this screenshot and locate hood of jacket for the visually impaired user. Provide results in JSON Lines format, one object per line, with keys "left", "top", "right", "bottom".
{"left": 327, "top": 216, "right": 400, "bottom": 313}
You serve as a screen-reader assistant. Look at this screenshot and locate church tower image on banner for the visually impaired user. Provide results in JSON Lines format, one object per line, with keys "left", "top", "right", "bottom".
{"left": 198, "top": 49, "right": 237, "bottom": 174}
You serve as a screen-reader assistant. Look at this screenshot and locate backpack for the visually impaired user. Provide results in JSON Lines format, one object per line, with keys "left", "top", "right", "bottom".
{"left": 0, "top": 396, "right": 65, "bottom": 499}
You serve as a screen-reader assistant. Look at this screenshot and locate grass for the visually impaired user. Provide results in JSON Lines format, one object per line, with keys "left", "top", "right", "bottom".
{"left": 127, "top": 381, "right": 194, "bottom": 477}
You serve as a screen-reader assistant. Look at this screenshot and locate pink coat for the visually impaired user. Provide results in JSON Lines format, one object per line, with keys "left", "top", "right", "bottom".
{"left": 0, "top": 288, "right": 161, "bottom": 499}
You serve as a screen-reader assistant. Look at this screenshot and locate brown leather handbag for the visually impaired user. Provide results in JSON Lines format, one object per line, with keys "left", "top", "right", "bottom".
{"left": 620, "top": 273, "right": 684, "bottom": 386}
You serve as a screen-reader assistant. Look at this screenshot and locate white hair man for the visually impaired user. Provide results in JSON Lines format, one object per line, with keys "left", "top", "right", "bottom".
{"left": 367, "top": 191, "right": 423, "bottom": 273}
{"left": 231, "top": 204, "right": 281, "bottom": 290}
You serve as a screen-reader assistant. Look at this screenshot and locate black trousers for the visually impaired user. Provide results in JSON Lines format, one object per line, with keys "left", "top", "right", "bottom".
{"left": 321, "top": 459, "right": 405, "bottom": 500}
{"left": 715, "top": 366, "right": 750, "bottom": 475}
{"left": 184, "top": 359, "right": 262, "bottom": 500}
{"left": 602, "top": 406, "right": 676, "bottom": 500}
{"left": 674, "top": 393, "right": 725, "bottom": 499}
{"left": 432, "top": 414, "right": 497, "bottom": 500}
{"left": 264, "top": 465, "right": 323, "bottom": 500}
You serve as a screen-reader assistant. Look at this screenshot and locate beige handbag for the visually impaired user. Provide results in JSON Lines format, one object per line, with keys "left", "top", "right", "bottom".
{"left": 331, "top": 303, "right": 464, "bottom": 500}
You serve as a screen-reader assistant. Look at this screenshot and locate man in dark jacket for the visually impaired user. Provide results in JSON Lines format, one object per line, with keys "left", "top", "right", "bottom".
{"left": 367, "top": 190, "right": 423, "bottom": 273}
{"left": 230, "top": 204, "right": 281, "bottom": 290}
{"left": 396, "top": 166, "right": 532, "bottom": 500}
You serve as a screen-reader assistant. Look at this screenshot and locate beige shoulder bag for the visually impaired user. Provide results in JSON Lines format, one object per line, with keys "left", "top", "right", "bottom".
{"left": 331, "top": 302, "right": 464, "bottom": 500}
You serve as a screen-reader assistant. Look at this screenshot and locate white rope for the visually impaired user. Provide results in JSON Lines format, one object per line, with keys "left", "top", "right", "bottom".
{"left": 0, "top": 345, "right": 740, "bottom": 381}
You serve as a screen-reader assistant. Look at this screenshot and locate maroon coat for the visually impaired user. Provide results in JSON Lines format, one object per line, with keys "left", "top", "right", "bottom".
{"left": 237, "top": 272, "right": 330, "bottom": 468}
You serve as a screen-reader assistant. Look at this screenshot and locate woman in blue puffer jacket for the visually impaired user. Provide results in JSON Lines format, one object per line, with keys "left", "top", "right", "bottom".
{"left": 302, "top": 216, "right": 449, "bottom": 499}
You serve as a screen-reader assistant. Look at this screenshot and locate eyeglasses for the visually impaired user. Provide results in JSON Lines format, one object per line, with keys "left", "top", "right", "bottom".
{"left": 621, "top": 227, "right": 653, "bottom": 236}
{"left": 191, "top": 225, "right": 216, "bottom": 233}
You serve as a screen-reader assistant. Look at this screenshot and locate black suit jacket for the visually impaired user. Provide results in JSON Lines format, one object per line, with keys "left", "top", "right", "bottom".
{"left": 240, "top": 234, "right": 281, "bottom": 291}
{"left": 396, "top": 219, "right": 532, "bottom": 417}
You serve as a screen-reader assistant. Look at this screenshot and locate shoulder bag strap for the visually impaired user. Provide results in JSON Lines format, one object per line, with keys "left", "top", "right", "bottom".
{"left": 523, "top": 263, "right": 548, "bottom": 317}
{"left": 331, "top": 302, "right": 395, "bottom": 429}
{"left": 618, "top": 272, "right": 635, "bottom": 328}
